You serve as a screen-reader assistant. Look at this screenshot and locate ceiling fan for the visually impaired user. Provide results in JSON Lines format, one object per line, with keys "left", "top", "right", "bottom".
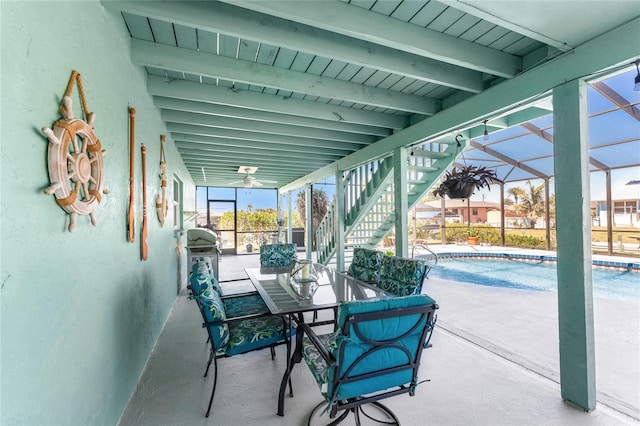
{"left": 227, "top": 166, "right": 277, "bottom": 188}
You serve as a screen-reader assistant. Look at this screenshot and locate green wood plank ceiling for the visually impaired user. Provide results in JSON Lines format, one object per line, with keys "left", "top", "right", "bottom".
{"left": 102, "top": 0, "right": 640, "bottom": 189}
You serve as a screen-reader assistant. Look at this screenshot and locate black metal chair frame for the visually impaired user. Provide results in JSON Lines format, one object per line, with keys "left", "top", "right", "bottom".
{"left": 189, "top": 286, "right": 293, "bottom": 417}
{"left": 299, "top": 301, "right": 438, "bottom": 425}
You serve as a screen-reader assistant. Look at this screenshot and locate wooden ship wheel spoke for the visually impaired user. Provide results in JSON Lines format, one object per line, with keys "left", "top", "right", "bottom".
{"left": 42, "top": 71, "right": 108, "bottom": 232}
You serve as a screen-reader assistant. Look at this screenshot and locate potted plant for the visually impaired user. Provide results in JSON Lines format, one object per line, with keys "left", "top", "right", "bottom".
{"left": 432, "top": 165, "right": 502, "bottom": 199}
{"left": 466, "top": 227, "right": 478, "bottom": 245}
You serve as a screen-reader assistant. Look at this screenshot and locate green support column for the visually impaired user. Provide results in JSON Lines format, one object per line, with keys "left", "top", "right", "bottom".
{"left": 305, "top": 183, "right": 313, "bottom": 260}
{"left": 335, "top": 170, "right": 346, "bottom": 271}
{"left": 553, "top": 79, "right": 596, "bottom": 411}
{"left": 393, "top": 147, "right": 408, "bottom": 257}
{"left": 287, "top": 191, "right": 293, "bottom": 244}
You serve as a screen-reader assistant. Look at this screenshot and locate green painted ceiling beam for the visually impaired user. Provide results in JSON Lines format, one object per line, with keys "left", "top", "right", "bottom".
{"left": 103, "top": 0, "right": 483, "bottom": 92}
{"left": 131, "top": 39, "right": 440, "bottom": 115}
{"left": 464, "top": 104, "right": 553, "bottom": 139}
{"left": 280, "top": 17, "right": 640, "bottom": 191}
{"left": 186, "top": 170, "right": 304, "bottom": 181}
{"left": 505, "top": 107, "right": 553, "bottom": 127}
{"left": 161, "top": 110, "right": 376, "bottom": 144}
{"left": 279, "top": 163, "right": 338, "bottom": 193}
{"left": 188, "top": 163, "right": 306, "bottom": 174}
{"left": 154, "top": 96, "right": 392, "bottom": 137}
{"left": 173, "top": 136, "right": 343, "bottom": 158}
{"left": 175, "top": 141, "right": 341, "bottom": 161}
{"left": 440, "top": 0, "right": 572, "bottom": 51}
{"left": 187, "top": 171, "right": 309, "bottom": 182}
{"left": 189, "top": 163, "right": 310, "bottom": 174}
{"left": 226, "top": 0, "right": 521, "bottom": 78}
{"left": 184, "top": 159, "right": 317, "bottom": 172}
{"left": 166, "top": 123, "right": 363, "bottom": 152}
{"left": 147, "top": 76, "right": 407, "bottom": 130}
{"left": 180, "top": 152, "right": 330, "bottom": 168}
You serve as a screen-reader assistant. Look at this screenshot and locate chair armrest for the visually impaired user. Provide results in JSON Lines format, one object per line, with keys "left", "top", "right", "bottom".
{"left": 299, "top": 323, "right": 334, "bottom": 364}
{"left": 202, "top": 311, "right": 274, "bottom": 328}
{"left": 221, "top": 291, "right": 260, "bottom": 300}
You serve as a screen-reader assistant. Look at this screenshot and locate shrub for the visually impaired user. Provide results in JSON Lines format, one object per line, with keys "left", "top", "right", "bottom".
{"left": 442, "top": 223, "right": 545, "bottom": 249}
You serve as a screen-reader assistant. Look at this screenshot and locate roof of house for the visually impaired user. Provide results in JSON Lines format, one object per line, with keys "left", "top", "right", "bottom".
{"left": 417, "top": 200, "right": 502, "bottom": 210}
{"left": 593, "top": 181, "right": 640, "bottom": 201}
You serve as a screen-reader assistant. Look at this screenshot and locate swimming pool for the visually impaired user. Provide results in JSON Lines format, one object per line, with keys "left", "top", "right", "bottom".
{"left": 424, "top": 255, "right": 640, "bottom": 302}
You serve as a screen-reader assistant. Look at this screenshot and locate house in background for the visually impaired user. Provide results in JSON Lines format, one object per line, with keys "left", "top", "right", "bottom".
{"left": 416, "top": 200, "right": 501, "bottom": 224}
{"left": 593, "top": 181, "right": 640, "bottom": 227}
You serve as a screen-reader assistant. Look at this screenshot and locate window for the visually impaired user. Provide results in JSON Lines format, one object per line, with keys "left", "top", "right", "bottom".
{"left": 614, "top": 201, "right": 636, "bottom": 214}
{"left": 472, "top": 208, "right": 478, "bottom": 215}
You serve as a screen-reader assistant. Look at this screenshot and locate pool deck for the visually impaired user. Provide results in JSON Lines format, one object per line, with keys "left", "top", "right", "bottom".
{"left": 119, "top": 247, "right": 640, "bottom": 425}
{"left": 422, "top": 244, "right": 639, "bottom": 421}
{"left": 414, "top": 243, "right": 640, "bottom": 267}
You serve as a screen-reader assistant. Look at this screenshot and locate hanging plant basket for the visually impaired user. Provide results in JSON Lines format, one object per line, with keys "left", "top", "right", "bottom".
{"left": 443, "top": 181, "right": 476, "bottom": 199}
{"left": 433, "top": 165, "right": 502, "bottom": 199}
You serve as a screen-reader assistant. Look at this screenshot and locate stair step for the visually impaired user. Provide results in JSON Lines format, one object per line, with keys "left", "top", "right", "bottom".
{"left": 408, "top": 166, "right": 438, "bottom": 173}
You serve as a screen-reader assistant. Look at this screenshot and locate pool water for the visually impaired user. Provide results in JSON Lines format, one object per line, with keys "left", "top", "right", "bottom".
{"left": 428, "top": 258, "right": 640, "bottom": 302}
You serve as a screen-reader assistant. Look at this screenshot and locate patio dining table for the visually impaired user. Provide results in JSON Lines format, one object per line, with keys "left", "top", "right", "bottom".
{"left": 245, "top": 263, "right": 394, "bottom": 416}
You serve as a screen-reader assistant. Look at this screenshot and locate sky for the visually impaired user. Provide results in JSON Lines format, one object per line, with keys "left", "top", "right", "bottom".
{"left": 471, "top": 165, "right": 640, "bottom": 204}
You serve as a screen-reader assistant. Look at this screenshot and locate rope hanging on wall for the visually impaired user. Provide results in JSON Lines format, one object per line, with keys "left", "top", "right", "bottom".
{"left": 42, "top": 70, "right": 108, "bottom": 232}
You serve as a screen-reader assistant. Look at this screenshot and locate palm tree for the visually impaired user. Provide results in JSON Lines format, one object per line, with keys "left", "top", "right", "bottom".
{"left": 506, "top": 186, "right": 526, "bottom": 204}
{"left": 520, "top": 181, "right": 546, "bottom": 228}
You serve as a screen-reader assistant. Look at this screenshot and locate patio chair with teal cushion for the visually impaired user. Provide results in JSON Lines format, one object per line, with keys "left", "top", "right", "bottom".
{"left": 188, "top": 261, "right": 294, "bottom": 417}
{"left": 378, "top": 255, "right": 429, "bottom": 296}
{"left": 299, "top": 294, "right": 439, "bottom": 424}
{"left": 259, "top": 243, "right": 297, "bottom": 267}
{"left": 347, "top": 247, "right": 384, "bottom": 283}
{"left": 189, "top": 260, "right": 269, "bottom": 317}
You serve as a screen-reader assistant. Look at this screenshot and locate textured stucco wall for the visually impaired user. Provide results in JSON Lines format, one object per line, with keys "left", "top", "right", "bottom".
{"left": 1, "top": 2, "right": 195, "bottom": 424}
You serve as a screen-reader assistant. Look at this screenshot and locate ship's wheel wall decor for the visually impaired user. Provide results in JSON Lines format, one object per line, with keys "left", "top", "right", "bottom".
{"left": 42, "top": 71, "right": 108, "bottom": 232}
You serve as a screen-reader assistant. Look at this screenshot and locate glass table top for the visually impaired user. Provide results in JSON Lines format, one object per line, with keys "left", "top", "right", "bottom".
{"left": 245, "top": 264, "right": 392, "bottom": 315}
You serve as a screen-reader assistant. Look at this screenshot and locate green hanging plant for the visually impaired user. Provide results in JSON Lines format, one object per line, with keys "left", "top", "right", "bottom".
{"left": 432, "top": 165, "right": 502, "bottom": 199}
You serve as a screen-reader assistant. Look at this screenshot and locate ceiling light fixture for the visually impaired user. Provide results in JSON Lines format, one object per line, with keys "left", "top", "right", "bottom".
{"left": 482, "top": 120, "right": 489, "bottom": 141}
{"left": 634, "top": 60, "right": 640, "bottom": 91}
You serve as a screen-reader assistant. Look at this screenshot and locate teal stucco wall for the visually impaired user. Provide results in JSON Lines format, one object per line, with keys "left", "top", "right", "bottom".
{"left": 1, "top": 2, "right": 195, "bottom": 424}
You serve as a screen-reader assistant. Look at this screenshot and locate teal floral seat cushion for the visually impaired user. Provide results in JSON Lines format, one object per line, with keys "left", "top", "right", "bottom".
{"left": 189, "top": 270, "right": 210, "bottom": 296}
{"left": 226, "top": 315, "right": 291, "bottom": 356}
{"left": 195, "top": 260, "right": 222, "bottom": 292}
{"left": 347, "top": 248, "right": 384, "bottom": 282}
{"left": 194, "top": 290, "right": 230, "bottom": 352}
{"left": 259, "top": 244, "right": 297, "bottom": 267}
{"left": 378, "top": 256, "right": 427, "bottom": 296}
{"left": 302, "top": 332, "right": 337, "bottom": 398}
{"left": 223, "top": 294, "right": 270, "bottom": 317}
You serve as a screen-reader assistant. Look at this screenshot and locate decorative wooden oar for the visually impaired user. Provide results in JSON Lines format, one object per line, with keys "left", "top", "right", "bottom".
{"left": 141, "top": 144, "right": 148, "bottom": 260}
{"left": 155, "top": 134, "right": 168, "bottom": 227}
{"left": 127, "top": 107, "right": 136, "bottom": 243}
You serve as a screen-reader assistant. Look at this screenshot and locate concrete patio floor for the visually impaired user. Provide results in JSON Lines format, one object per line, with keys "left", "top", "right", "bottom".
{"left": 118, "top": 249, "right": 639, "bottom": 425}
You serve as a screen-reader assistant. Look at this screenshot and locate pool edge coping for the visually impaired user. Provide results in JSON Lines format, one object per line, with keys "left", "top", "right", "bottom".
{"left": 418, "top": 251, "right": 640, "bottom": 272}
